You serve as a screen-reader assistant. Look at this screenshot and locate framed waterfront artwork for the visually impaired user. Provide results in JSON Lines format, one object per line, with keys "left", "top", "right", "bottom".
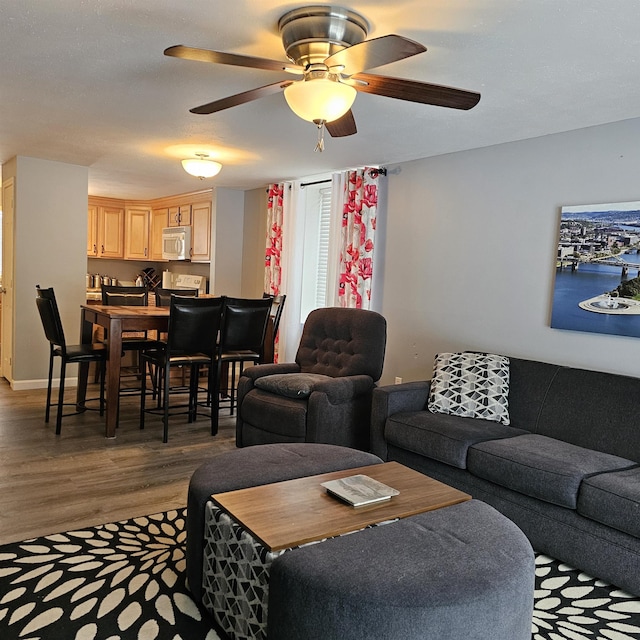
{"left": 551, "top": 200, "right": 640, "bottom": 338}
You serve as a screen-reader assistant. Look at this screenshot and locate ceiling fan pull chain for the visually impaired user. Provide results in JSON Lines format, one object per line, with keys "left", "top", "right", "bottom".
{"left": 315, "top": 120, "right": 326, "bottom": 152}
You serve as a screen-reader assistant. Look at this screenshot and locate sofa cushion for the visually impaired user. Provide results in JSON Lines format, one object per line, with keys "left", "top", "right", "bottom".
{"left": 467, "top": 434, "right": 635, "bottom": 509}
{"left": 385, "top": 411, "right": 528, "bottom": 469}
{"left": 254, "top": 373, "right": 333, "bottom": 398}
{"left": 577, "top": 467, "right": 640, "bottom": 538}
{"left": 428, "top": 352, "right": 511, "bottom": 425}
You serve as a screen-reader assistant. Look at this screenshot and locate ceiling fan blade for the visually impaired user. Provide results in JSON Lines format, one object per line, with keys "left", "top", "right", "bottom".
{"left": 351, "top": 72, "right": 481, "bottom": 110}
{"left": 164, "top": 45, "right": 303, "bottom": 74}
{"left": 326, "top": 110, "right": 357, "bottom": 137}
{"left": 325, "top": 35, "right": 426, "bottom": 76}
{"left": 190, "top": 80, "right": 293, "bottom": 115}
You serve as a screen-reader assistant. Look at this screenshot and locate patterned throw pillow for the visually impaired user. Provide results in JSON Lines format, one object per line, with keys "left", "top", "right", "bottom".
{"left": 427, "top": 352, "right": 511, "bottom": 425}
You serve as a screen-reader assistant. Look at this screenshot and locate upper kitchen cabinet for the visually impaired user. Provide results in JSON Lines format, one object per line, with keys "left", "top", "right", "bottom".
{"left": 191, "top": 202, "right": 211, "bottom": 262}
{"left": 88, "top": 189, "right": 212, "bottom": 262}
{"left": 88, "top": 197, "right": 124, "bottom": 259}
{"left": 150, "top": 208, "right": 168, "bottom": 261}
{"left": 124, "top": 206, "right": 151, "bottom": 260}
{"left": 168, "top": 204, "right": 192, "bottom": 227}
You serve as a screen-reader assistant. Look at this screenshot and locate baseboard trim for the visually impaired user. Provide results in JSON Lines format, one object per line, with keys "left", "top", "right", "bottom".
{"left": 11, "top": 377, "right": 79, "bottom": 391}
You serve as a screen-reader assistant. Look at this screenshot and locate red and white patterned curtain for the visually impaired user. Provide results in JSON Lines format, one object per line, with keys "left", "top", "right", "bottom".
{"left": 264, "top": 183, "right": 284, "bottom": 296}
{"left": 337, "top": 168, "right": 381, "bottom": 309}
{"left": 264, "top": 183, "right": 284, "bottom": 360}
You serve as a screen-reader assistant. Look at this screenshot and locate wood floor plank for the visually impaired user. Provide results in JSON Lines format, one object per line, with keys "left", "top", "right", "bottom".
{"left": 0, "top": 379, "right": 237, "bottom": 544}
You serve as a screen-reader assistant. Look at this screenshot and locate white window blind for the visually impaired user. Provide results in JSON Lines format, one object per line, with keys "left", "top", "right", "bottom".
{"left": 315, "top": 186, "right": 332, "bottom": 307}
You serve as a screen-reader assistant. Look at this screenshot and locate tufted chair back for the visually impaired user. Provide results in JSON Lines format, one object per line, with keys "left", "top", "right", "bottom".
{"left": 295, "top": 307, "right": 386, "bottom": 381}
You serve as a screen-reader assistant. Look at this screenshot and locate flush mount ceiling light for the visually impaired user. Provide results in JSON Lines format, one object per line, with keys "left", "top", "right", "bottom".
{"left": 181, "top": 153, "right": 222, "bottom": 179}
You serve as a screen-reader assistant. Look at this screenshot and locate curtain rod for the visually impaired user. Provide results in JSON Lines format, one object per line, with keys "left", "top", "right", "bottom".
{"left": 267, "top": 167, "right": 387, "bottom": 191}
{"left": 300, "top": 178, "right": 331, "bottom": 188}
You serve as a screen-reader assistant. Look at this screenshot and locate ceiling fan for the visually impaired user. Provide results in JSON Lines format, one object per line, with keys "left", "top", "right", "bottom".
{"left": 165, "top": 5, "right": 481, "bottom": 151}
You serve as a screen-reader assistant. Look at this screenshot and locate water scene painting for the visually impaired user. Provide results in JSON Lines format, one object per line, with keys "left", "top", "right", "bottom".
{"left": 551, "top": 200, "right": 640, "bottom": 338}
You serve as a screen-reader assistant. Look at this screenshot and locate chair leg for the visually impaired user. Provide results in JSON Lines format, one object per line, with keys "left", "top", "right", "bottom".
{"left": 99, "top": 361, "right": 106, "bottom": 416}
{"left": 211, "top": 360, "right": 222, "bottom": 436}
{"left": 162, "top": 360, "right": 171, "bottom": 443}
{"left": 45, "top": 349, "right": 55, "bottom": 423}
{"left": 140, "top": 357, "right": 147, "bottom": 430}
{"left": 56, "top": 359, "right": 66, "bottom": 435}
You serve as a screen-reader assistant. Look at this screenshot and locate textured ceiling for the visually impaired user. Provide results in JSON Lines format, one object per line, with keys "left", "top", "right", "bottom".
{"left": 1, "top": 0, "right": 640, "bottom": 199}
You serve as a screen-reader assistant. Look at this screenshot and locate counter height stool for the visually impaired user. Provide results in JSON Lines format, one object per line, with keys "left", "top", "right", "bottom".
{"left": 100, "top": 284, "right": 159, "bottom": 395}
{"left": 36, "top": 285, "right": 106, "bottom": 434}
{"left": 140, "top": 295, "right": 225, "bottom": 442}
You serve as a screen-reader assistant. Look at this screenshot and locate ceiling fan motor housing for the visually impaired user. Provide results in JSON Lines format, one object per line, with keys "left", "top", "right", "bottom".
{"left": 278, "top": 5, "right": 369, "bottom": 68}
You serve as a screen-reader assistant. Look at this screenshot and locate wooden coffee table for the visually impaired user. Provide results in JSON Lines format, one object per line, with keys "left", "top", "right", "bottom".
{"left": 212, "top": 461, "right": 471, "bottom": 551}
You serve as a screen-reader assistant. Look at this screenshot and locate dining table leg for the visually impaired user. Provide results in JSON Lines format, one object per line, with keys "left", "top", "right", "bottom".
{"left": 104, "top": 317, "right": 123, "bottom": 438}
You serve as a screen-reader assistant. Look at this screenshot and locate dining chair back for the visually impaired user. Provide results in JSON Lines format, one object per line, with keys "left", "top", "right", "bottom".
{"left": 140, "top": 296, "right": 225, "bottom": 442}
{"left": 36, "top": 285, "right": 105, "bottom": 434}
{"left": 218, "top": 296, "right": 274, "bottom": 414}
{"left": 154, "top": 288, "right": 199, "bottom": 306}
{"left": 101, "top": 284, "right": 148, "bottom": 306}
{"left": 261, "top": 293, "right": 286, "bottom": 363}
{"left": 100, "top": 284, "right": 158, "bottom": 395}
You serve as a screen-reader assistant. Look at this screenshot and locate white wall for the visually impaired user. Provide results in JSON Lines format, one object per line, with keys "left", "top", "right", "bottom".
{"left": 380, "top": 117, "right": 640, "bottom": 385}
{"left": 242, "top": 187, "right": 268, "bottom": 297}
{"left": 211, "top": 188, "right": 245, "bottom": 296}
{"left": 12, "top": 156, "right": 88, "bottom": 385}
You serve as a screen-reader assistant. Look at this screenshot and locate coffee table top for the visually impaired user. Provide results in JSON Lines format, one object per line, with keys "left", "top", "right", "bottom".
{"left": 211, "top": 462, "right": 471, "bottom": 550}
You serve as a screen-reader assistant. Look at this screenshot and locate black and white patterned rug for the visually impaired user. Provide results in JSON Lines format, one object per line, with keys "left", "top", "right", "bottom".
{"left": 0, "top": 508, "right": 639, "bottom": 640}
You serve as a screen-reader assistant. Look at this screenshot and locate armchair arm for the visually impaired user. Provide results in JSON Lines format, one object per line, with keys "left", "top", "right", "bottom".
{"left": 370, "top": 381, "right": 431, "bottom": 460}
{"left": 241, "top": 362, "right": 301, "bottom": 382}
{"left": 312, "top": 374, "right": 374, "bottom": 405}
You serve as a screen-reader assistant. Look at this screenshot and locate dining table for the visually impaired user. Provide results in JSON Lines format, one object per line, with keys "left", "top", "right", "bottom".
{"left": 76, "top": 304, "right": 170, "bottom": 438}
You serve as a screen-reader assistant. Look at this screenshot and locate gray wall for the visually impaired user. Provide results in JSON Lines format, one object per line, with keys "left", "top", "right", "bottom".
{"left": 12, "top": 157, "right": 89, "bottom": 386}
{"left": 380, "top": 117, "right": 640, "bottom": 385}
{"left": 242, "top": 187, "right": 268, "bottom": 297}
{"left": 211, "top": 187, "right": 245, "bottom": 296}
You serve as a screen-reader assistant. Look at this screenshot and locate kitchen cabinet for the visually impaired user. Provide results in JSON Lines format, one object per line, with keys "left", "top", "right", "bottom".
{"left": 168, "top": 204, "right": 192, "bottom": 227}
{"left": 87, "top": 204, "right": 99, "bottom": 257}
{"left": 150, "top": 208, "right": 168, "bottom": 261}
{"left": 190, "top": 202, "right": 211, "bottom": 262}
{"left": 88, "top": 200, "right": 124, "bottom": 259}
{"left": 124, "top": 206, "right": 151, "bottom": 260}
{"left": 88, "top": 190, "right": 211, "bottom": 262}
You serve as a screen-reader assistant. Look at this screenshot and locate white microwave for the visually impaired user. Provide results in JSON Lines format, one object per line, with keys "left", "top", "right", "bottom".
{"left": 162, "top": 226, "right": 191, "bottom": 260}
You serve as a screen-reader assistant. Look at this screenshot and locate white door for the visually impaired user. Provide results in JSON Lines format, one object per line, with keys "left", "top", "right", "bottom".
{"left": 1, "top": 178, "right": 14, "bottom": 382}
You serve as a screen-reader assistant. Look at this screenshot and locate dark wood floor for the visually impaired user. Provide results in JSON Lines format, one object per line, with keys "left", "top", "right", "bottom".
{"left": 0, "top": 377, "right": 237, "bottom": 545}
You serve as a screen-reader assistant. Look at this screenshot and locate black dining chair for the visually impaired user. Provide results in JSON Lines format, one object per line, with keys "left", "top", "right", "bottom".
{"left": 217, "top": 296, "right": 274, "bottom": 417}
{"left": 100, "top": 284, "right": 158, "bottom": 393}
{"left": 261, "top": 293, "right": 286, "bottom": 363}
{"left": 154, "top": 288, "right": 199, "bottom": 306}
{"left": 140, "top": 295, "right": 225, "bottom": 442}
{"left": 35, "top": 285, "right": 106, "bottom": 434}
{"left": 152, "top": 287, "right": 200, "bottom": 392}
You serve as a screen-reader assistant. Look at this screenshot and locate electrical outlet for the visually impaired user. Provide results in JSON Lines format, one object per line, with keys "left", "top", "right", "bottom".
{"left": 395, "top": 376, "right": 403, "bottom": 384}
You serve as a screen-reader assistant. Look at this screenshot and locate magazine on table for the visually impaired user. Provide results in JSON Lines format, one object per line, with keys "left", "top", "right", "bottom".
{"left": 321, "top": 474, "right": 400, "bottom": 507}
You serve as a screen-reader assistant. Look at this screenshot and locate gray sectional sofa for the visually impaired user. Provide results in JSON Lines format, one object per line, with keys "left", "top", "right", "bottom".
{"left": 371, "top": 354, "right": 640, "bottom": 595}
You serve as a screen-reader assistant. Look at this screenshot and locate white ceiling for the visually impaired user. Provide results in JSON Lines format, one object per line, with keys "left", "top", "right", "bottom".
{"left": 2, "top": 0, "right": 640, "bottom": 200}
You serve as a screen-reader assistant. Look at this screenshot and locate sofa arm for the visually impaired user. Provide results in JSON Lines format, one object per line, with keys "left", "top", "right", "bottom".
{"left": 370, "top": 381, "right": 431, "bottom": 460}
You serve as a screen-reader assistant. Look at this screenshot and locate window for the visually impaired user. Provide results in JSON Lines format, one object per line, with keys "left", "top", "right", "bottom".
{"left": 299, "top": 182, "right": 333, "bottom": 322}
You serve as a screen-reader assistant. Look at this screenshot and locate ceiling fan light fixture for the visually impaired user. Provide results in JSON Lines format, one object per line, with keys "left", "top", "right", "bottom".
{"left": 284, "top": 77, "right": 357, "bottom": 123}
{"left": 181, "top": 154, "right": 222, "bottom": 179}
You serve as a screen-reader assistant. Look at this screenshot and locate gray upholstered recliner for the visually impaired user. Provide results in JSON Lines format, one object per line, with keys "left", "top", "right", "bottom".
{"left": 235, "top": 307, "right": 387, "bottom": 451}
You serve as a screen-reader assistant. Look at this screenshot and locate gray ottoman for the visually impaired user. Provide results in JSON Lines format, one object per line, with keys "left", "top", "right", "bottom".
{"left": 186, "top": 442, "right": 383, "bottom": 605}
{"left": 268, "top": 499, "right": 535, "bottom": 640}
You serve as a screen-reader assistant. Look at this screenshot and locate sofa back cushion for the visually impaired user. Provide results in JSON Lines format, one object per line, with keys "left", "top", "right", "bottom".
{"left": 506, "top": 357, "right": 562, "bottom": 432}
{"left": 535, "top": 367, "right": 640, "bottom": 462}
